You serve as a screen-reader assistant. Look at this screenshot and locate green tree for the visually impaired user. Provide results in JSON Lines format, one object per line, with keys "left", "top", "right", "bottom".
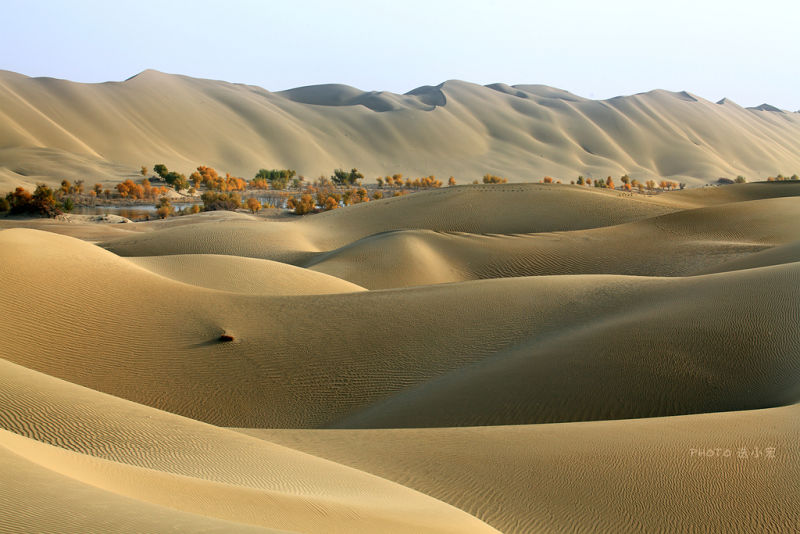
{"left": 254, "top": 169, "right": 296, "bottom": 190}
{"left": 153, "top": 164, "right": 169, "bottom": 178}
{"left": 331, "top": 168, "right": 364, "bottom": 186}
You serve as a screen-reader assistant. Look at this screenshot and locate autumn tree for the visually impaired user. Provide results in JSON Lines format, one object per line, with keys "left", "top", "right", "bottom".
{"left": 254, "top": 169, "right": 296, "bottom": 190}
{"left": 577, "top": 176, "right": 585, "bottom": 185}
{"left": 140, "top": 166, "right": 148, "bottom": 176}
{"left": 376, "top": 177, "right": 384, "bottom": 188}
{"left": 246, "top": 197, "right": 262, "bottom": 214}
{"left": 448, "top": 176, "right": 456, "bottom": 186}
{"left": 201, "top": 191, "right": 241, "bottom": 211}
{"left": 287, "top": 194, "right": 315, "bottom": 214}
{"left": 483, "top": 174, "right": 508, "bottom": 184}
{"left": 156, "top": 197, "right": 174, "bottom": 219}
{"left": 94, "top": 183, "right": 103, "bottom": 195}
{"left": 323, "top": 196, "right": 339, "bottom": 210}
{"left": 373, "top": 190, "right": 383, "bottom": 200}
{"left": 542, "top": 176, "right": 553, "bottom": 183}
{"left": 606, "top": 176, "right": 614, "bottom": 189}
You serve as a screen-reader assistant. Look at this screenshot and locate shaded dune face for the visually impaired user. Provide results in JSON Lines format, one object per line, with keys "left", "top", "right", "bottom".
{"left": 1, "top": 182, "right": 799, "bottom": 533}
{"left": 2, "top": 69, "right": 800, "bottom": 191}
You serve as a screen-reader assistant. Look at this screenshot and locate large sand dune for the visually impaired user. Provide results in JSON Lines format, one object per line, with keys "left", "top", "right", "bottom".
{"left": 1, "top": 182, "right": 798, "bottom": 531}
{"left": 2, "top": 69, "right": 800, "bottom": 191}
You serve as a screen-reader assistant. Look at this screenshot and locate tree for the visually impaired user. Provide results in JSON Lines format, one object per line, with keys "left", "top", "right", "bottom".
{"left": 0, "top": 197, "right": 8, "bottom": 212}
{"left": 156, "top": 197, "right": 174, "bottom": 219}
{"left": 246, "top": 197, "right": 262, "bottom": 214}
{"left": 153, "top": 164, "right": 169, "bottom": 179}
{"left": 735, "top": 175, "right": 747, "bottom": 183}
{"left": 577, "top": 176, "right": 584, "bottom": 185}
{"left": 376, "top": 177, "right": 384, "bottom": 188}
{"left": 254, "top": 169, "right": 296, "bottom": 190}
{"left": 542, "top": 176, "right": 553, "bottom": 183}
{"left": 621, "top": 175, "right": 630, "bottom": 185}
{"left": 331, "top": 168, "right": 364, "bottom": 186}
{"left": 94, "top": 183, "right": 103, "bottom": 195}
{"left": 448, "top": 176, "right": 456, "bottom": 186}
{"left": 373, "top": 190, "right": 383, "bottom": 200}
{"left": 201, "top": 191, "right": 241, "bottom": 211}
{"left": 60, "top": 179, "right": 71, "bottom": 196}
{"left": 323, "top": 196, "right": 339, "bottom": 210}
{"left": 140, "top": 166, "right": 148, "bottom": 176}
{"left": 287, "top": 194, "right": 315, "bottom": 215}
{"left": 606, "top": 176, "right": 614, "bottom": 189}
{"left": 483, "top": 174, "right": 508, "bottom": 184}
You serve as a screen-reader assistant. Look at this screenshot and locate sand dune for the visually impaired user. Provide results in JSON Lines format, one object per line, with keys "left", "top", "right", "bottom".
{"left": 2, "top": 69, "right": 800, "bottom": 191}
{"left": 0, "top": 359, "right": 496, "bottom": 533}
{"left": 130, "top": 254, "right": 366, "bottom": 295}
{"left": 1, "top": 182, "right": 798, "bottom": 531}
{"left": 248, "top": 404, "right": 800, "bottom": 533}
{"left": 305, "top": 194, "right": 800, "bottom": 288}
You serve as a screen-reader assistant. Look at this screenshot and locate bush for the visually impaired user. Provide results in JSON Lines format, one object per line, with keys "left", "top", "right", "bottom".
{"left": 62, "top": 198, "right": 74, "bottom": 212}
{"left": 156, "top": 197, "right": 174, "bottom": 219}
{"left": 201, "top": 191, "right": 241, "bottom": 211}
{"left": 287, "top": 194, "right": 315, "bottom": 214}
{"left": 482, "top": 174, "right": 508, "bottom": 184}
{"left": 0, "top": 197, "right": 9, "bottom": 212}
{"left": 331, "top": 168, "right": 364, "bottom": 186}
{"left": 246, "top": 197, "right": 262, "bottom": 214}
{"left": 254, "top": 169, "right": 295, "bottom": 190}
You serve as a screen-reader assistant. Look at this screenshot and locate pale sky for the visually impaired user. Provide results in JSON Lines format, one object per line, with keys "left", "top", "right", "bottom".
{"left": 3, "top": 0, "right": 799, "bottom": 110}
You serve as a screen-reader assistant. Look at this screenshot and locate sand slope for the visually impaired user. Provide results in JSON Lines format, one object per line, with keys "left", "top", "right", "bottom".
{"left": 248, "top": 404, "right": 800, "bottom": 533}
{"left": 2, "top": 69, "right": 800, "bottom": 190}
{"left": 1, "top": 183, "right": 798, "bottom": 532}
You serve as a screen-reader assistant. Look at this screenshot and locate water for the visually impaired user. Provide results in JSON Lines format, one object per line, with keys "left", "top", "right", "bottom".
{"left": 71, "top": 205, "right": 159, "bottom": 220}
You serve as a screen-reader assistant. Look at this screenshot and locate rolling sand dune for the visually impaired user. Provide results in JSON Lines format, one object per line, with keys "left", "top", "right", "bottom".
{"left": 0, "top": 359, "right": 496, "bottom": 533}
{"left": 247, "top": 404, "right": 800, "bottom": 533}
{"left": 1, "top": 182, "right": 798, "bottom": 531}
{"left": 2, "top": 69, "right": 800, "bottom": 191}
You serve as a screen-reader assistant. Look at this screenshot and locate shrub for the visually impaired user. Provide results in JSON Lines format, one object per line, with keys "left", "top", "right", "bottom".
{"left": 331, "top": 168, "right": 364, "bottom": 186}
{"left": 246, "top": 197, "right": 262, "bottom": 214}
{"left": 156, "top": 197, "right": 174, "bottom": 218}
{"left": 483, "top": 174, "right": 508, "bottom": 184}
{"left": 287, "top": 194, "right": 315, "bottom": 214}
{"left": 324, "top": 196, "right": 339, "bottom": 210}
{"left": 201, "top": 191, "right": 241, "bottom": 211}
{"left": 254, "top": 169, "right": 296, "bottom": 190}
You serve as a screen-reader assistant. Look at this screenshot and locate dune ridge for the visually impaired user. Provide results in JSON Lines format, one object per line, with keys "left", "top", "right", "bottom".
{"left": 2, "top": 69, "right": 800, "bottom": 190}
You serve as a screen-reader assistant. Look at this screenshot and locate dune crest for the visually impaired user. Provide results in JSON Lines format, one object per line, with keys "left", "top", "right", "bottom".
{"left": 2, "top": 70, "right": 800, "bottom": 190}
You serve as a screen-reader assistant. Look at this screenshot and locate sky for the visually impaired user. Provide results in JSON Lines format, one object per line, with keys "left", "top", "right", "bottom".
{"left": 3, "top": 0, "right": 799, "bottom": 110}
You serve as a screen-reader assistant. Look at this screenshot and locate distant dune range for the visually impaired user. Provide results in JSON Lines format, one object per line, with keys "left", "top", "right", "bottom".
{"left": 1, "top": 177, "right": 799, "bottom": 529}
{"left": 2, "top": 69, "right": 800, "bottom": 191}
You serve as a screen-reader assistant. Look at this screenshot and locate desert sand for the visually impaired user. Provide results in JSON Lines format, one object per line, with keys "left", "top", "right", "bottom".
{"left": 2, "top": 69, "right": 800, "bottom": 191}
{"left": 1, "top": 181, "right": 798, "bottom": 532}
